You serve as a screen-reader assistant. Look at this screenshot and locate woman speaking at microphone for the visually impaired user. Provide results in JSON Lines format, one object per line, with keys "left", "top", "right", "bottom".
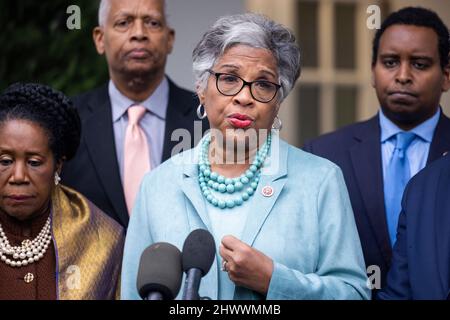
{"left": 121, "top": 13, "right": 369, "bottom": 300}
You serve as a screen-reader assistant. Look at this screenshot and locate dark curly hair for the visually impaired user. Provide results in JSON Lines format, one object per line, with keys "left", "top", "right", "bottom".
{"left": 372, "top": 7, "right": 450, "bottom": 70}
{"left": 0, "top": 83, "right": 81, "bottom": 162}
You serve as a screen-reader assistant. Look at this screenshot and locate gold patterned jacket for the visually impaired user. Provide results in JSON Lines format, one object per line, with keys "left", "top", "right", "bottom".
{"left": 52, "top": 185, "right": 125, "bottom": 300}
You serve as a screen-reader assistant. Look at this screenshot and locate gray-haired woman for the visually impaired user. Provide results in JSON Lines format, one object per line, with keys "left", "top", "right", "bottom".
{"left": 121, "top": 13, "right": 370, "bottom": 300}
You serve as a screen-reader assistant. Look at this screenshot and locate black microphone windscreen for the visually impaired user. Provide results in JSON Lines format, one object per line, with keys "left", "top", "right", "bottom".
{"left": 182, "top": 229, "right": 216, "bottom": 276}
{"left": 136, "top": 242, "right": 182, "bottom": 300}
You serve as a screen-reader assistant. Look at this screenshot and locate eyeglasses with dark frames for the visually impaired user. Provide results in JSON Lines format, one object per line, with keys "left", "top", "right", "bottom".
{"left": 207, "top": 70, "right": 281, "bottom": 103}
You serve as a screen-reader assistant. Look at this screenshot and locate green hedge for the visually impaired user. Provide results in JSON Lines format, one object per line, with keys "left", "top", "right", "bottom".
{"left": 0, "top": 0, "right": 108, "bottom": 96}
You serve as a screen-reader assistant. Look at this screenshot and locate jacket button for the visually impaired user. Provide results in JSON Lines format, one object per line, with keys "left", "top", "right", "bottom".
{"left": 24, "top": 273, "right": 34, "bottom": 283}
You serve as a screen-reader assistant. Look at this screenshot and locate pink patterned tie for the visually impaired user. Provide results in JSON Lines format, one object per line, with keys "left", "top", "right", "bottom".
{"left": 124, "top": 105, "right": 151, "bottom": 215}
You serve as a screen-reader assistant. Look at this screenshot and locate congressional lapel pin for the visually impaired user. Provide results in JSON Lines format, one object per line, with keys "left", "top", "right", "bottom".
{"left": 262, "top": 185, "right": 274, "bottom": 197}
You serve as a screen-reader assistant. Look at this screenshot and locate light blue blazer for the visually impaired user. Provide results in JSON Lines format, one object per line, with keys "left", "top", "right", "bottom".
{"left": 121, "top": 136, "right": 370, "bottom": 300}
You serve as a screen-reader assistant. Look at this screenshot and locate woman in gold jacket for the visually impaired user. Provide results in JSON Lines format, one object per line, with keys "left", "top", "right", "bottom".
{"left": 0, "top": 83, "right": 124, "bottom": 300}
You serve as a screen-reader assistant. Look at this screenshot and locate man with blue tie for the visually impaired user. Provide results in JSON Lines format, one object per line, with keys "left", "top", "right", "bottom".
{"left": 303, "top": 7, "right": 450, "bottom": 294}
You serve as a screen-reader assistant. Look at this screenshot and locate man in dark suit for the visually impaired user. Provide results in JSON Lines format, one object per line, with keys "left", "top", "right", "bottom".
{"left": 62, "top": 0, "right": 208, "bottom": 227}
{"left": 378, "top": 154, "right": 450, "bottom": 300}
{"left": 303, "top": 7, "right": 450, "bottom": 292}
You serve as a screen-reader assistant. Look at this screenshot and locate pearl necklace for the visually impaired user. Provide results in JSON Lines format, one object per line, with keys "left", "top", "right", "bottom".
{"left": 0, "top": 215, "right": 52, "bottom": 268}
{"left": 198, "top": 134, "right": 271, "bottom": 209}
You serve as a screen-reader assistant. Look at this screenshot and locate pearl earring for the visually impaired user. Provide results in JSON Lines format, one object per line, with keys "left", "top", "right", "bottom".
{"left": 54, "top": 173, "right": 61, "bottom": 186}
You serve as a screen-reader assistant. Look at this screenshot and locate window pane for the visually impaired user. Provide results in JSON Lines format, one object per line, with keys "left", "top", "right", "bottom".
{"left": 335, "top": 86, "right": 357, "bottom": 129}
{"left": 296, "top": 1, "right": 318, "bottom": 68}
{"left": 298, "top": 84, "right": 320, "bottom": 145}
{"left": 334, "top": 3, "right": 355, "bottom": 69}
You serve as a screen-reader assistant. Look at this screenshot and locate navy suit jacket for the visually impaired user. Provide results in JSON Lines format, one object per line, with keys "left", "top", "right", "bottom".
{"left": 61, "top": 78, "right": 209, "bottom": 228}
{"left": 378, "top": 154, "right": 450, "bottom": 299}
{"left": 303, "top": 112, "right": 450, "bottom": 289}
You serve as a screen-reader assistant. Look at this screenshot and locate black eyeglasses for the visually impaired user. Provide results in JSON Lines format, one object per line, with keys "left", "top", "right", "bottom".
{"left": 207, "top": 70, "right": 281, "bottom": 103}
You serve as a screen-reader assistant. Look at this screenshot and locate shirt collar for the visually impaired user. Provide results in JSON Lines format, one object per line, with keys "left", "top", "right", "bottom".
{"left": 109, "top": 77, "right": 169, "bottom": 122}
{"left": 379, "top": 107, "right": 440, "bottom": 143}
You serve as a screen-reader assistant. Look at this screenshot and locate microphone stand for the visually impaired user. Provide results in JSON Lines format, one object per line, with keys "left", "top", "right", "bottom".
{"left": 182, "top": 269, "right": 202, "bottom": 300}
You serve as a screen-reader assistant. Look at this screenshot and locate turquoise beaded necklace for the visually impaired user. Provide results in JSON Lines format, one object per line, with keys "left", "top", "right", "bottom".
{"left": 198, "top": 134, "right": 272, "bottom": 209}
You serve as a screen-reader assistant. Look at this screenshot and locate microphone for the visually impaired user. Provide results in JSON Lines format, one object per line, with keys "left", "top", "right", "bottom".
{"left": 136, "top": 242, "right": 183, "bottom": 300}
{"left": 181, "top": 229, "right": 216, "bottom": 300}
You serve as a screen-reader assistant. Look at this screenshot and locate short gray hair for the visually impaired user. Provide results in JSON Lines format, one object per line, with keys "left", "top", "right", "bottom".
{"left": 98, "top": 0, "right": 111, "bottom": 26}
{"left": 98, "top": 0, "right": 169, "bottom": 27}
{"left": 192, "top": 13, "right": 301, "bottom": 102}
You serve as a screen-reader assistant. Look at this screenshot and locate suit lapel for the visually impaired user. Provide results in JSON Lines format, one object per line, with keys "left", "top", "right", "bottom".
{"left": 240, "top": 177, "right": 287, "bottom": 247}
{"left": 427, "top": 112, "right": 450, "bottom": 163}
{"left": 240, "top": 137, "right": 288, "bottom": 246}
{"left": 349, "top": 116, "right": 392, "bottom": 265}
{"left": 180, "top": 144, "right": 212, "bottom": 231}
{"left": 83, "top": 91, "right": 129, "bottom": 227}
{"left": 162, "top": 80, "right": 200, "bottom": 162}
{"left": 181, "top": 174, "right": 212, "bottom": 231}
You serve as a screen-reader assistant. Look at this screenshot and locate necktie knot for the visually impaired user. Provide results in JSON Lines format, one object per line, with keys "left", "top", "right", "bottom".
{"left": 395, "top": 132, "right": 416, "bottom": 158}
{"left": 128, "top": 105, "right": 146, "bottom": 125}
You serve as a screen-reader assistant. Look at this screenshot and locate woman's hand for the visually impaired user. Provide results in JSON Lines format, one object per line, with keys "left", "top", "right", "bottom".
{"left": 219, "top": 235, "right": 274, "bottom": 295}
